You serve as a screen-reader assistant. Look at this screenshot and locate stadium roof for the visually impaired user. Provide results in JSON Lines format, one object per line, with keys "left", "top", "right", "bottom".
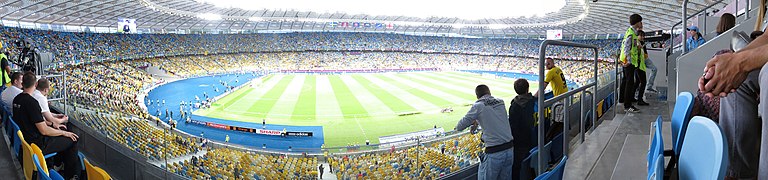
{"left": 0, "top": 0, "right": 727, "bottom": 37}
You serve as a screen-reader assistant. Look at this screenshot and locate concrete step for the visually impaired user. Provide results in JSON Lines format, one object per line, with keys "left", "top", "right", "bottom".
{"left": 563, "top": 113, "right": 625, "bottom": 179}
{"left": 610, "top": 134, "right": 650, "bottom": 180}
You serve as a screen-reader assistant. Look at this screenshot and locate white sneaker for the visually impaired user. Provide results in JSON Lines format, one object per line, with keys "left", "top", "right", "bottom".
{"left": 625, "top": 106, "right": 640, "bottom": 113}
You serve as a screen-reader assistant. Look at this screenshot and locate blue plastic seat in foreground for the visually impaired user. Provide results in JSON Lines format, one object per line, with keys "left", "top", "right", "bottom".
{"left": 533, "top": 156, "right": 567, "bottom": 180}
{"left": 529, "top": 140, "right": 552, "bottom": 175}
{"left": 33, "top": 154, "right": 65, "bottom": 180}
{"left": 678, "top": 116, "right": 727, "bottom": 180}
{"left": 648, "top": 155, "right": 663, "bottom": 180}
{"left": 549, "top": 133, "right": 564, "bottom": 163}
{"left": 670, "top": 92, "right": 694, "bottom": 156}
{"left": 646, "top": 116, "right": 663, "bottom": 177}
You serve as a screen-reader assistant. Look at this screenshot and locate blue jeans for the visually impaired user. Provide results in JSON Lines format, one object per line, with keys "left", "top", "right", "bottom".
{"left": 645, "top": 59, "right": 657, "bottom": 90}
{"left": 478, "top": 147, "right": 514, "bottom": 180}
{"left": 719, "top": 63, "right": 768, "bottom": 179}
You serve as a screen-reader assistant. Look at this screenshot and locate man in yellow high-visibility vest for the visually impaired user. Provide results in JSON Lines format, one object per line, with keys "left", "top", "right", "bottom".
{"left": 0, "top": 41, "right": 11, "bottom": 87}
{"left": 619, "top": 14, "right": 643, "bottom": 113}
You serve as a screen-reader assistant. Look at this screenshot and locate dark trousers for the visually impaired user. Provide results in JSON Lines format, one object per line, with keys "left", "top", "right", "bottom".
{"left": 635, "top": 69, "right": 647, "bottom": 100}
{"left": 512, "top": 146, "right": 533, "bottom": 180}
{"left": 620, "top": 65, "right": 637, "bottom": 108}
{"left": 41, "top": 136, "right": 82, "bottom": 179}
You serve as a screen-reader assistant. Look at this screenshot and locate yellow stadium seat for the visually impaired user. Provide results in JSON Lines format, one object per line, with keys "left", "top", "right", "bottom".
{"left": 84, "top": 158, "right": 112, "bottom": 180}
{"left": 17, "top": 130, "right": 38, "bottom": 180}
{"left": 30, "top": 143, "right": 49, "bottom": 176}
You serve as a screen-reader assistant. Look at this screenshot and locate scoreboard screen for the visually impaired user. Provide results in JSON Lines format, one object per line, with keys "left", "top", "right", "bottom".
{"left": 117, "top": 18, "right": 136, "bottom": 33}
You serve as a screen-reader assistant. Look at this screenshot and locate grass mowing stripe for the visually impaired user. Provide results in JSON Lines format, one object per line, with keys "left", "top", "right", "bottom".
{"left": 406, "top": 73, "right": 476, "bottom": 101}
{"left": 350, "top": 75, "right": 416, "bottom": 113}
{"left": 245, "top": 75, "right": 296, "bottom": 115}
{"left": 375, "top": 74, "right": 454, "bottom": 107}
{"left": 385, "top": 73, "right": 474, "bottom": 103}
{"left": 442, "top": 71, "right": 516, "bottom": 90}
{"left": 291, "top": 75, "right": 316, "bottom": 120}
{"left": 216, "top": 87, "right": 255, "bottom": 111}
{"left": 328, "top": 76, "right": 369, "bottom": 118}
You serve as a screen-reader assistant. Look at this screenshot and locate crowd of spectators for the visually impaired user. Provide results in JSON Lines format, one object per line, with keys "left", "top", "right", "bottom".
{"left": 0, "top": 26, "right": 620, "bottom": 64}
{"left": 168, "top": 148, "right": 318, "bottom": 179}
{"left": 330, "top": 133, "right": 482, "bottom": 180}
{"left": 0, "top": 25, "right": 627, "bottom": 179}
{"left": 76, "top": 111, "right": 201, "bottom": 161}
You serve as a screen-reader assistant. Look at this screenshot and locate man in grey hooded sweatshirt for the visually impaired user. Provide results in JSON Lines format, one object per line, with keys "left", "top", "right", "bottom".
{"left": 456, "top": 84, "right": 514, "bottom": 180}
{"left": 508, "top": 79, "right": 536, "bottom": 180}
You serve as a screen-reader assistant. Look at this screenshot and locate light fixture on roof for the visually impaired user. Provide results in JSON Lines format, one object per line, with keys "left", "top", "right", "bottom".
{"left": 197, "top": 13, "right": 222, "bottom": 20}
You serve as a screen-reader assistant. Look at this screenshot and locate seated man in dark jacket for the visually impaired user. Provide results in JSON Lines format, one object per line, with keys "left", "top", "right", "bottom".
{"left": 509, "top": 79, "right": 537, "bottom": 180}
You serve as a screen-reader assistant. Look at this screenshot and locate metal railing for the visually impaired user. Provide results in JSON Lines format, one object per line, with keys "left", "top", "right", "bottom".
{"left": 536, "top": 40, "right": 598, "bottom": 174}
{"left": 674, "top": 0, "right": 750, "bottom": 54}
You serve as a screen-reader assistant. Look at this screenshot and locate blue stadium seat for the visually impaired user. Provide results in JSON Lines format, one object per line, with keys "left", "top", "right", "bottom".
{"left": 528, "top": 139, "right": 553, "bottom": 175}
{"left": 670, "top": 92, "right": 694, "bottom": 156}
{"left": 678, "top": 116, "right": 727, "bottom": 180}
{"left": 647, "top": 155, "right": 663, "bottom": 180}
{"left": 533, "top": 156, "right": 567, "bottom": 180}
{"left": 647, "top": 116, "right": 663, "bottom": 177}
{"left": 10, "top": 119, "right": 21, "bottom": 157}
{"left": 549, "top": 133, "right": 564, "bottom": 163}
{"left": 33, "top": 154, "right": 65, "bottom": 180}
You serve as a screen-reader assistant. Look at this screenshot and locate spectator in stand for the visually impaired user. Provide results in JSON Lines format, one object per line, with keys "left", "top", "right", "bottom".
{"left": 634, "top": 31, "right": 650, "bottom": 106}
{"left": 13, "top": 72, "right": 80, "bottom": 179}
{"left": 700, "top": 25, "right": 768, "bottom": 179}
{"left": 716, "top": 13, "right": 736, "bottom": 36}
{"left": 318, "top": 164, "right": 324, "bottom": 179}
{"left": 686, "top": 25, "right": 706, "bottom": 52}
{"left": 533, "top": 58, "right": 568, "bottom": 142}
{"left": 455, "top": 85, "right": 513, "bottom": 180}
{"left": 508, "top": 79, "right": 536, "bottom": 180}
{"left": 620, "top": 14, "right": 643, "bottom": 113}
{"left": 1, "top": 72, "right": 22, "bottom": 107}
{"left": 34, "top": 78, "right": 68, "bottom": 129}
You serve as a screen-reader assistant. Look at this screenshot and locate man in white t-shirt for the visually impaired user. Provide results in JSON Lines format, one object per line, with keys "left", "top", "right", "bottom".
{"left": 33, "top": 78, "right": 68, "bottom": 129}
{"left": 1, "top": 72, "right": 23, "bottom": 107}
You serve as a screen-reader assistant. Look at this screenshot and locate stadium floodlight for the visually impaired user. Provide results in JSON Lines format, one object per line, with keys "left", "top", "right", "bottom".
{"left": 197, "top": 13, "right": 222, "bottom": 21}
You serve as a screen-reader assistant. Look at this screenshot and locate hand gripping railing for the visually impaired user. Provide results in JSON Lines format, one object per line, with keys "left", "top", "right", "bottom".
{"left": 537, "top": 40, "right": 598, "bottom": 174}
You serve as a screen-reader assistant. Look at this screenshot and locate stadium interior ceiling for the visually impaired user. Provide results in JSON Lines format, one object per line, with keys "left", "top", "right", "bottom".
{"left": 0, "top": 0, "right": 726, "bottom": 37}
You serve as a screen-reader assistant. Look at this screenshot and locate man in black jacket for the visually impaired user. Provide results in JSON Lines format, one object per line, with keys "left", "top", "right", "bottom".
{"left": 509, "top": 79, "right": 536, "bottom": 180}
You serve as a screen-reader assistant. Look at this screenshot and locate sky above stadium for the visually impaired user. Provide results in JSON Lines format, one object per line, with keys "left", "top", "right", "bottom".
{"left": 195, "top": 0, "right": 567, "bottom": 20}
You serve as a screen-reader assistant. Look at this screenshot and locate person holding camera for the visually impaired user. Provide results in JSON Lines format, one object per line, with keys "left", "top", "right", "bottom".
{"left": 455, "top": 84, "right": 513, "bottom": 180}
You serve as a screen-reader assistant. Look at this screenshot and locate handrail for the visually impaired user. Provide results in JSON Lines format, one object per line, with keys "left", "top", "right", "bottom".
{"left": 670, "top": 0, "right": 727, "bottom": 53}
{"left": 673, "top": 0, "right": 754, "bottom": 54}
{"left": 537, "top": 40, "right": 598, "bottom": 174}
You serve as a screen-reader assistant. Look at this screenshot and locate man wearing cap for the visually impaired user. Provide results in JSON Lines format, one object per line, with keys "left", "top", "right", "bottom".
{"left": 619, "top": 14, "right": 644, "bottom": 113}
{"left": 686, "top": 25, "right": 706, "bottom": 52}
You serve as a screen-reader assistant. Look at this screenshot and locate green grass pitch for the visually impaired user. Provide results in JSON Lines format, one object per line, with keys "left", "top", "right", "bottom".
{"left": 194, "top": 71, "right": 539, "bottom": 147}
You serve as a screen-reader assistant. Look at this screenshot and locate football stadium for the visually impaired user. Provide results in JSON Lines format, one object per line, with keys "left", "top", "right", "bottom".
{"left": 1, "top": 0, "right": 767, "bottom": 179}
